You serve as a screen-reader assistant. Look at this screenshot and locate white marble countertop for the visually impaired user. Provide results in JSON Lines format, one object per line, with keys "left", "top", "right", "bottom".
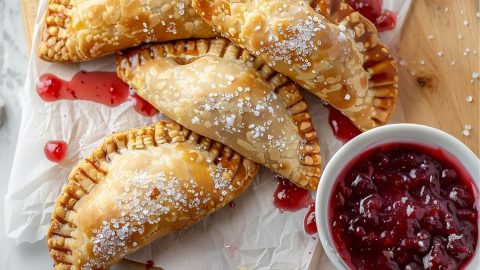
{"left": 0, "top": 1, "right": 49, "bottom": 268}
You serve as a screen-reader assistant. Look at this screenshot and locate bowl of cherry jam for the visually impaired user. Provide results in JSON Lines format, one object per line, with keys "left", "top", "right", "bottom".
{"left": 316, "top": 124, "right": 479, "bottom": 270}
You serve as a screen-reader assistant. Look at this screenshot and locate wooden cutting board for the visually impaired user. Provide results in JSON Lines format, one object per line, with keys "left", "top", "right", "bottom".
{"left": 18, "top": 1, "right": 479, "bottom": 269}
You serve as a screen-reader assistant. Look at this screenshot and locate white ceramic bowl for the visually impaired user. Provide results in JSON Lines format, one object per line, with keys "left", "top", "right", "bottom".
{"left": 315, "top": 124, "right": 480, "bottom": 270}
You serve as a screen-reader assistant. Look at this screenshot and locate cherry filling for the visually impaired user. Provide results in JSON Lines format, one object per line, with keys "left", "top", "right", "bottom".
{"left": 273, "top": 177, "right": 318, "bottom": 234}
{"left": 36, "top": 71, "right": 158, "bottom": 117}
{"left": 44, "top": 140, "right": 68, "bottom": 162}
{"left": 273, "top": 177, "right": 314, "bottom": 212}
{"left": 346, "top": 0, "right": 397, "bottom": 32}
{"left": 144, "top": 260, "right": 154, "bottom": 269}
{"left": 329, "top": 143, "right": 478, "bottom": 270}
{"left": 328, "top": 106, "right": 361, "bottom": 144}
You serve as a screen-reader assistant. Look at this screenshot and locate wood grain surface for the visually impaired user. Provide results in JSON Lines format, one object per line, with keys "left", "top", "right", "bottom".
{"left": 397, "top": 0, "right": 479, "bottom": 156}
{"left": 17, "top": 0, "right": 480, "bottom": 269}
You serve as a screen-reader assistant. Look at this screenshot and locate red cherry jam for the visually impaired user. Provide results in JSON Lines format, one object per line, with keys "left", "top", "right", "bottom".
{"left": 44, "top": 140, "right": 68, "bottom": 162}
{"left": 273, "top": 177, "right": 314, "bottom": 212}
{"left": 329, "top": 143, "right": 478, "bottom": 270}
{"left": 346, "top": 0, "right": 397, "bottom": 32}
{"left": 36, "top": 71, "right": 158, "bottom": 117}
{"left": 328, "top": 106, "right": 361, "bottom": 143}
{"left": 304, "top": 204, "right": 318, "bottom": 235}
{"left": 145, "top": 260, "right": 154, "bottom": 269}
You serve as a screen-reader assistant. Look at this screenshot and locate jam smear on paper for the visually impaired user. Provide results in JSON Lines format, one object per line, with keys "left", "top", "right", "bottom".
{"left": 273, "top": 177, "right": 314, "bottom": 212}
{"left": 304, "top": 204, "right": 318, "bottom": 235}
{"left": 328, "top": 106, "right": 361, "bottom": 143}
{"left": 273, "top": 177, "right": 317, "bottom": 234}
{"left": 44, "top": 140, "right": 68, "bottom": 162}
{"left": 346, "top": 0, "right": 397, "bottom": 32}
{"left": 36, "top": 71, "right": 158, "bottom": 117}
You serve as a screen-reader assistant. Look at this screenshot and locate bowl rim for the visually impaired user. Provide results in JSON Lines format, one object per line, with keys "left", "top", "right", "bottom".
{"left": 315, "top": 123, "right": 480, "bottom": 270}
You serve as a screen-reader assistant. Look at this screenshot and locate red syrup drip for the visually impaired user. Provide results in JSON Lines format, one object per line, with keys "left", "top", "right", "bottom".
{"left": 36, "top": 71, "right": 158, "bottom": 117}
{"left": 327, "top": 106, "right": 361, "bottom": 143}
{"left": 304, "top": 204, "right": 318, "bottom": 235}
{"left": 273, "top": 177, "right": 314, "bottom": 212}
{"left": 145, "top": 260, "right": 154, "bottom": 269}
{"left": 346, "top": 0, "right": 397, "bottom": 32}
{"left": 228, "top": 201, "right": 236, "bottom": 208}
{"left": 44, "top": 140, "right": 68, "bottom": 162}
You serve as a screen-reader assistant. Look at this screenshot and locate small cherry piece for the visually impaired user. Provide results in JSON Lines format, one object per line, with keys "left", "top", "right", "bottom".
{"left": 44, "top": 140, "right": 68, "bottom": 163}
{"left": 375, "top": 10, "right": 397, "bottom": 32}
{"left": 304, "top": 204, "right": 318, "bottom": 234}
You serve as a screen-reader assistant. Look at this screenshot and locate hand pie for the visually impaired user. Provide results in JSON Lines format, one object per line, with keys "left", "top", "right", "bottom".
{"left": 47, "top": 120, "right": 258, "bottom": 269}
{"left": 193, "top": 0, "right": 397, "bottom": 130}
{"left": 116, "top": 38, "right": 321, "bottom": 190}
{"left": 311, "top": 0, "right": 398, "bottom": 123}
{"left": 39, "top": 0, "right": 218, "bottom": 62}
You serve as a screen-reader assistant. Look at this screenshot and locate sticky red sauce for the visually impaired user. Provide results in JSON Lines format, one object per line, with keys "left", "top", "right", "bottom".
{"left": 346, "top": 0, "right": 397, "bottom": 32}
{"left": 329, "top": 142, "right": 478, "bottom": 270}
{"left": 228, "top": 201, "right": 236, "bottom": 208}
{"left": 304, "top": 204, "right": 318, "bottom": 235}
{"left": 145, "top": 260, "right": 154, "bottom": 269}
{"left": 328, "top": 106, "right": 361, "bottom": 143}
{"left": 273, "top": 177, "right": 317, "bottom": 235}
{"left": 273, "top": 177, "right": 314, "bottom": 212}
{"left": 131, "top": 92, "right": 158, "bottom": 117}
{"left": 36, "top": 71, "right": 158, "bottom": 117}
{"left": 375, "top": 10, "right": 397, "bottom": 32}
{"left": 44, "top": 140, "right": 68, "bottom": 162}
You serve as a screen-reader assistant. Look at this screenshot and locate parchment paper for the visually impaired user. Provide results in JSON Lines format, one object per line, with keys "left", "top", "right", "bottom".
{"left": 4, "top": 0, "right": 411, "bottom": 269}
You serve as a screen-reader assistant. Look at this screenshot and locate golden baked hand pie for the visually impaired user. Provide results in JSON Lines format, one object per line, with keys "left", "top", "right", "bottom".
{"left": 116, "top": 38, "right": 321, "bottom": 190}
{"left": 47, "top": 120, "right": 257, "bottom": 269}
{"left": 311, "top": 0, "right": 398, "bottom": 124}
{"left": 39, "top": 0, "right": 218, "bottom": 62}
{"left": 193, "top": 0, "right": 396, "bottom": 130}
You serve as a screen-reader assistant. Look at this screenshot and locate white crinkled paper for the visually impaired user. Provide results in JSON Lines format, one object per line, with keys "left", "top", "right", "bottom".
{"left": 5, "top": 0, "right": 411, "bottom": 268}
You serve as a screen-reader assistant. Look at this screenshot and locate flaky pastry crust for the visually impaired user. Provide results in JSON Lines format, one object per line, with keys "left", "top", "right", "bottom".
{"left": 311, "top": 0, "right": 398, "bottom": 125}
{"left": 39, "top": 0, "right": 218, "bottom": 62}
{"left": 116, "top": 38, "right": 321, "bottom": 190}
{"left": 193, "top": 0, "right": 397, "bottom": 130}
{"left": 47, "top": 120, "right": 258, "bottom": 269}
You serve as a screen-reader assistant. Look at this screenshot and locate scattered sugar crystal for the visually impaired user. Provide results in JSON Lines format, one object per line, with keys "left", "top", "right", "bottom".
{"left": 462, "top": 129, "right": 470, "bottom": 137}
{"left": 458, "top": 34, "right": 463, "bottom": 39}
{"left": 176, "top": 3, "right": 185, "bottom": 15}
{"left": 464, "top": 20, "right": 469, "bottom": 26}
{"left": 437, "top": 51, "right": 444, "bottom": 57}
{"left": 420, "top": 60, "right": 425, "bottom": 65}
{"left": 191, "top": 116, "right": 200, "bottom": 124}
{"left": 344, "top": 94, "right": 351, "bottom": 100}
{"left": 444, "top": 7, "right": 449, "bottom": 13}
{"left": 466, "top": 96, "right": 473, "bottom": 103}
{"left": 399, "top": 59, "right": 406, "bottom": 66}
{"left": 406, "top": 205, "right": 415, "bottom": 216}
{"left": 472, "top": 72, "right": 479, "bottom": 80}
